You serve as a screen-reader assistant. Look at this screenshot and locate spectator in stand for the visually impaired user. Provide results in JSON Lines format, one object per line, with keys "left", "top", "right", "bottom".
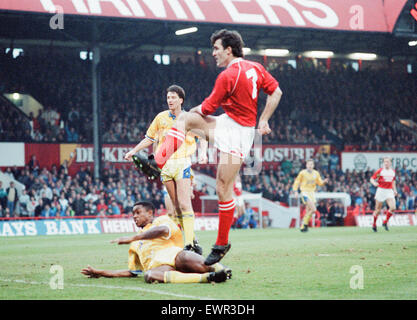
{"left": 334, "top": 202, "right": 344, "bottom": 226}
{"left": 329, "top": 151, "right": 339, "bottom": 171}
{"left": 237, "top": 203, "right": 258, "bottom": 229}
{"left": 0, "top": 181, "right": 7, "bottom": 209}
{"left": 18, "top": 188, "right": 30, "bottom": 217}
{"left": 317, "top": 200, "right": 328, "bottom": 227}
{"left": 59, "top": 192, "right": 69, "bottom": 212}
{"left": 96, "top": 198, "right": 108, "bottom": 214}
{"left": 6, "top": 181, "right": 18, "bottom": 216}
{"left": 281, "top": 157, "right": 293, "bottom": 175}
{"left": 28, "top": 155, "right": 40, "bottom": 174}
{"left": 319, "top": 151, "right": 330, "bottom": 173}
{"left": 110, "top": 201, "right": 121, "bottom": 215}
{"left": 65, "top": 205, "right": 75, "bottom": 217}
{"left": 65, "top": 126, "right": 79, "bottom": 142}
{"left": 41, "top": 204, "right": 51, "bottom": 217}
{"left": 72, "top": 193, "right": 85, "bottom": 216}
{"left": 27, "top": 196, "right": 37, "bottom": 217}
{"left": 34, "top": 198, "right": 44, "bottom": 217}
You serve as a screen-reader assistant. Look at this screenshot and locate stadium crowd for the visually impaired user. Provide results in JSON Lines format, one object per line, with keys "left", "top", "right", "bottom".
{"left": 0, "top": 164, "right": 166, "bottom": 219}
{"left": 0, "top": 51, "right": 416, "bottom": 149}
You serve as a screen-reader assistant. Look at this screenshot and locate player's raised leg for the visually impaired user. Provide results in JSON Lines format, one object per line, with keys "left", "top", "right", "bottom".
{"left": 154, "top": 111, "right": 216, "bottom": 169}
{"left": 205, "top": 151, "right": 243, "bottom": 265}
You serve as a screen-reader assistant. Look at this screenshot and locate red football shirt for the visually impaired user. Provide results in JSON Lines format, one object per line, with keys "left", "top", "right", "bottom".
{"left": 371, "top": 168, "right": 396, "bottom": 189}
{"left": 201, "top": 58, "right": 279, "bottom": 127}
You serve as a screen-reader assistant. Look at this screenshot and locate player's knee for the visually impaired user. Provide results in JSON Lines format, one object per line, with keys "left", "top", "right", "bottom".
{"left": 178, "top": 201, "right": 191, "bottom": 213}
{"left": 216, "top": 179, "right": 230, "bottom": 197}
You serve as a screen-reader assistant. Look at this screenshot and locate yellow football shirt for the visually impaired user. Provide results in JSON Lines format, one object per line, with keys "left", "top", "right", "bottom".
{"left": 145, "top": 110, "right": 197, "bottom": 159}
{"left": 128, "top": 215, "right": 184, "bottom": 272}
{"left": 292, "top": 169, "right": 325, "bottom": 193}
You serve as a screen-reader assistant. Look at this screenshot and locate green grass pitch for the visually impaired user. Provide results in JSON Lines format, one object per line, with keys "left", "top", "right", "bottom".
{"left": 0, "top": 226, "right": 416, "bottom": 300}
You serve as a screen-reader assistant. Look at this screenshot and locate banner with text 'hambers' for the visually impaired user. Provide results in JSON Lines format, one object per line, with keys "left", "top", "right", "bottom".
{"left": 341, "top": 152, "right": 417, "bottom": 172}
{"left": 0, "top": 0, "right": 407, "bottom": 33}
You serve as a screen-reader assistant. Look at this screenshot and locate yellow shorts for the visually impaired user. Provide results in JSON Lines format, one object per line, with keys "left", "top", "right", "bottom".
{"left": 146, "top": 246, "right": 183, "bottom": 271}
{"left": 128, "top": 241, "right": 144, "bottom": 274}
{"left": 300, "top": 191, "right": 316, "bottom": 204}
{"left": 161, "top": 157, "right": 193, "bottom": 182}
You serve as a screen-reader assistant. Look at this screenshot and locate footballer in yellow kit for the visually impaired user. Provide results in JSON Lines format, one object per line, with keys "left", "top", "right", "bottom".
{"left": 81, "top": 202, "right": 231, "bottom": 284}
{"left": 128, "top": 214, "right": 184, "bottom": 272}
{"left": 292, "top": 159, "right": 328, "bottom": 232}
{"left": 124, "top": 85, "right": 207, "bottom": 254}
{"left": 145, "top": 108, "right": 197, "bottom": 183}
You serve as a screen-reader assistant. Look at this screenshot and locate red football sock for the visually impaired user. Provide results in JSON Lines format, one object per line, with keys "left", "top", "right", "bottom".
{"left": 154, "top": 128, "right": 185, "bottom": 169}
{"left": 372, "top": 214, "right": 378, "bottom": 227}
{"left": 215, "top": 200, "right": 236, "bottom": 246}
{"left": 383, "top": 211, "right": 393, "bottom": 224}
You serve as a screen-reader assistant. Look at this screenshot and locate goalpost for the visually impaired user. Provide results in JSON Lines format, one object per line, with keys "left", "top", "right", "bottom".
{"left": 288, "top": 192, "right": 352, "bottom": 227}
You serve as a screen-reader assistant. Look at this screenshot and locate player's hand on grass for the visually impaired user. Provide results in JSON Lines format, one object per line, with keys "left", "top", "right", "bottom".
{"left": 257, "top": 120, "right": 271, "bottom": 135}
{"left": 81, "top": 265, "right": 101, "bottom": 278}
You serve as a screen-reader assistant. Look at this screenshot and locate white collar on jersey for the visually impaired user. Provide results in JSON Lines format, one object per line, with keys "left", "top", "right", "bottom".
{"left": 227, "top": 57, "right": 243, "bottom": 68}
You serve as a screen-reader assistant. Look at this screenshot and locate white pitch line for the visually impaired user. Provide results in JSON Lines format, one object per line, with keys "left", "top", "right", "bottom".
{"left": 0, "top": 278, "right": 214, "bottom": 300}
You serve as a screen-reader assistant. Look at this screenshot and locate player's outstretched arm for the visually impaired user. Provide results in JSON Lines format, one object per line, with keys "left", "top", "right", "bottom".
{"left": 258, "top": 87, "right": 282, "bottom": 135}
{"left": 124, "top": 137, "right": 154, "bottom": 161}
{"left": 81, "top": 265, "right": 135, "bottom": 278}
{"left": 111, "top": 226, "right": 170, "bottom": 245}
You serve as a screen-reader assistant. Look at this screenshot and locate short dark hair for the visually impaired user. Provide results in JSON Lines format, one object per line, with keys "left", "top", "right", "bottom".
{"left": 134, "top": 201, "right": 155, "bottom": 214}
{"left": 167, "top": 85, "right": 185, "bottom": 106}
{"left": 210, "top": 29, "right": 244, "bottom": 58}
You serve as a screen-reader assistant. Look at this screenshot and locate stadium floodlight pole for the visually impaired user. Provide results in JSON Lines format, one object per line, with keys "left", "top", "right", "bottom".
{"left": 91, "top": 24, "right": 102, "bottom": 181}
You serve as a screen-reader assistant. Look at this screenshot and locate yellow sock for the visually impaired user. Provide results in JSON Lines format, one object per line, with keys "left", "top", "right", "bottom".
{"left": 302, "top": 213, "right": 312, "bottom": 226}
{"left": 181, "top": 211, "right": 195, "bottom": 246}
{"left": 164, "top": 271, "right": 209, "bottom": 283}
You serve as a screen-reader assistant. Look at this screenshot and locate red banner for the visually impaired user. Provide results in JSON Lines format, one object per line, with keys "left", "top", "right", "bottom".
{"left": 0, "top": 0, "right": 407, "bottom": 33}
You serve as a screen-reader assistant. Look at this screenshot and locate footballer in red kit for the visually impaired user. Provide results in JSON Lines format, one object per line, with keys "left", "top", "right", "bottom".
{"left": 140, "top": 29, "right": 282, "bottom": 265}
{"left": 370, "top": 157, "right": 398, "bottom": 232}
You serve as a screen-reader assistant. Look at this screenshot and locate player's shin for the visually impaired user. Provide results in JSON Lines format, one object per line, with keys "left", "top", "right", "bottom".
{"left": 383, "top": 211, "right": 393, "bottom": 224}
{"left": 303, "top": 212, "right": 312, "bottom": 226}
{"left": 215, "top": 200, "right": 236, "bottom": 246}
{"left": 373, "top": 213, "right": 378, "bottom": 227}
{"left": 155, "top": 128, "right": 185, "bottom": 169}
